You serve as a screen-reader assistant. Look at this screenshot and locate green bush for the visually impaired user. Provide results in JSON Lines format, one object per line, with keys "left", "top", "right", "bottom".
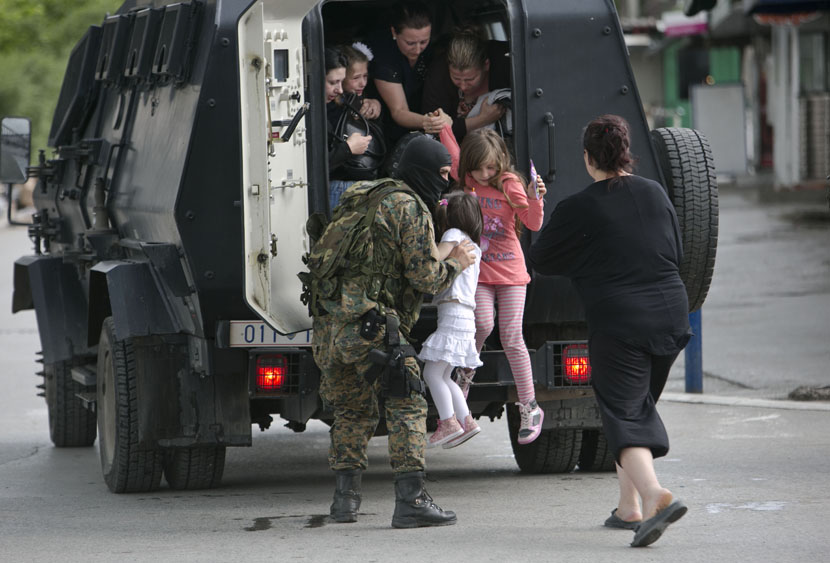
{"left": 0, "top": 0, "right": 122, "bottom": 159}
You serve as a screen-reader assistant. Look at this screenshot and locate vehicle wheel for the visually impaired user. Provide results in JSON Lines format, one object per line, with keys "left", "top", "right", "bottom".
{"left": 506, "top": 403, "right": 581, "bottom": 473}
{"left": 97, "top": 317, "right": 163, "bottom": 493}
{"left": 578, "top": 429, "right": 616, "bottom": 472}
{"left": 164, "top": 447, "right": 226, "bottom": 490}
{"left": 651, "top": 127, "right": 719, "bottom": 312}
{"left": 44, "top": 360, "right": 97, "bottom": 447}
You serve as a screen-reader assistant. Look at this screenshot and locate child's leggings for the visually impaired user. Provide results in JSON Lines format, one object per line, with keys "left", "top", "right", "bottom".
{"left": 474, "top": 283, "right": 535, "bottom": 405}
{"left": 422, "top": 359, "right": 470, "bottom": 422}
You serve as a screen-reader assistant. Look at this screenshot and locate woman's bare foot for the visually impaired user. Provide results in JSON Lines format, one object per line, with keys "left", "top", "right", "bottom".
{"left": 614, "top": 505, "right": 643, "bottom": 523}
{"left": 642, "top": 488, "right": 674, "bottom": 521}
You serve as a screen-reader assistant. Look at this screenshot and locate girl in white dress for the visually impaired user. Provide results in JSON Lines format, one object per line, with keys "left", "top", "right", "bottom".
{"left": 419, "top": 191, "right": 484, "bottom": 448}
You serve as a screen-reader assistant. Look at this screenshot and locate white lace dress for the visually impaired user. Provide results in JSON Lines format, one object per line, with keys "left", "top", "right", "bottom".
{"left": 417, "top": 228, "right": 483, "bottom": 369}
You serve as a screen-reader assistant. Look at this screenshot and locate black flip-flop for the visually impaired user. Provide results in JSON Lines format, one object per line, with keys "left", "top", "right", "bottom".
{"left": 630, "top": 499, "right": 687, "bottom": 547}
{"left": 604, "top": 509, "right": 640, "bottom": 530}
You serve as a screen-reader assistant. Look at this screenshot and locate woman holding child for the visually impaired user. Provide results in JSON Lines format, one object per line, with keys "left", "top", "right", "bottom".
{"left": 368, "top": 1, "right": 446, "bottom": 143}
{"left": 422, "top": 27, "right": 511, "bottom": 142}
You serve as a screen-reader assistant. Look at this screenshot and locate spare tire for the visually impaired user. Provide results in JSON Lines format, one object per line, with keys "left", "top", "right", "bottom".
{"left": 651, "top": 127, "right": 719, "bottom": 312}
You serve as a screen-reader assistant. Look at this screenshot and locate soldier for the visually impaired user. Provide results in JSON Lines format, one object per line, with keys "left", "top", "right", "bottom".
{"left": 313, "top": 135, "right": 476, "bottom": 528}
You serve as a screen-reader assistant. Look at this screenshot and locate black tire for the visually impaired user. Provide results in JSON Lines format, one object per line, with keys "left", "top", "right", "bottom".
{"left": 506, "top": 403, "right": 581, "bottom": 473}
{"left": 44, "top": 361, "right": 97, "bottom": 447}
{"left": 164, "top": 447, "right": 226, "bottom": 490}
{"left": 578, "top": 429, "right": 616, "bottom": 472}
{"left": 96, "top": 317, "right": 163, "bottom": 493}
{"left": 651, "top": 127, "right": 719, "bottom": 312}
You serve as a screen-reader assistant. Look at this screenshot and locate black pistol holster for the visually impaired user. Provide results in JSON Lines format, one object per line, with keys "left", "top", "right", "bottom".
{"left": 363, "top": 312, "right": 424, "bottom": 398}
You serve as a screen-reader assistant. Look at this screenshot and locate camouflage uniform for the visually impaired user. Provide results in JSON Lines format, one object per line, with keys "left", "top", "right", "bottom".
{"left": 314, "top": 188, "right": 462, "bottom": 473}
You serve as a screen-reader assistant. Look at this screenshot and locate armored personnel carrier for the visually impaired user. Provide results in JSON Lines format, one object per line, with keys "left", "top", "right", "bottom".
{"left": 7, "top": 0, "right": 717, "bottom": 492}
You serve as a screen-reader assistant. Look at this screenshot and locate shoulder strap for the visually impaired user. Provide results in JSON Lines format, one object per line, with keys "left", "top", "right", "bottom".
{"left": 363, "top": 180, "right": 413, "bottom": 219}
{"left": 335, "top": 93, "right": 370, "bottom": 137}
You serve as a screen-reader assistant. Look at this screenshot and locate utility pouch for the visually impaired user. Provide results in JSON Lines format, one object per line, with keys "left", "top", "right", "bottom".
{"left": 382, "top": 347, "right": 410, "bottom": 399}
{"left": 359, "top": 308, "right": 382, "bottom": 340}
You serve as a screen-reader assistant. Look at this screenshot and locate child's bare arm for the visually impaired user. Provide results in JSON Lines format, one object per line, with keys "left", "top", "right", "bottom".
{"left": 436, "top": 241, "right": 456, "bottom": 260}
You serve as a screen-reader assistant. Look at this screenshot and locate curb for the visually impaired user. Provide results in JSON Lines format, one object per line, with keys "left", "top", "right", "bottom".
{"left": 661, "top": 392, "right": 830, "bottom": 412}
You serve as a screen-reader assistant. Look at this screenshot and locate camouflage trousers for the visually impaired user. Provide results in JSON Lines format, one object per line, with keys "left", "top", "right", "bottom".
{"left": 316, "top": 318, "right": 427, "bottom": 473}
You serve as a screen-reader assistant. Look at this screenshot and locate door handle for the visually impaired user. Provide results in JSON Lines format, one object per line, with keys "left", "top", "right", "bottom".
{"left": 544, "top": 112, "right": 556, "bottom": 182}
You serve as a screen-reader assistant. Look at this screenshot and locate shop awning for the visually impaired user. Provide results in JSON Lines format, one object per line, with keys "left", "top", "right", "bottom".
{"left": 745, "top": 0, "right": 830, "bottom": 15}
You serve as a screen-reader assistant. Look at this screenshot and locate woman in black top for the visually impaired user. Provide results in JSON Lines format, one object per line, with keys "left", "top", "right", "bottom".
{"left": 367, "top": 1, "right": 445, "bottom": 144}
{"left": 529, "top": 115, "right": 689, "bottom": 547}
{"left": 325, "top": 47, "right": 372, "bottom": 209}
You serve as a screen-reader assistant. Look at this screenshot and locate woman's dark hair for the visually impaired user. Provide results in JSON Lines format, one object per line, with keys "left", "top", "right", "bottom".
{"left": 390, "top": 1, "right": 432, "bottom": 33}
{"left": 433, "top": 191, "right": 483, "bottom": 245}
{"left": 582, "top": 114, "right": 634, "bottom": 175}
{"left": 324, "top": 46, "right": 347, "bottom": 73}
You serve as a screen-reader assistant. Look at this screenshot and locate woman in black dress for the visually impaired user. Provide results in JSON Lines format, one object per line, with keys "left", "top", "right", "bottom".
{"left": 529, "top": 115, "right": 689, "bottom": 547}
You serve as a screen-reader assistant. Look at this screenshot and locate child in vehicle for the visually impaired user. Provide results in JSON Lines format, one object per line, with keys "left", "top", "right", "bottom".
{"left": 340, "top": 43, "right": 382, "bottom": 120}
{"left": 325, "top": 46, "right": 373, "bottom": 210}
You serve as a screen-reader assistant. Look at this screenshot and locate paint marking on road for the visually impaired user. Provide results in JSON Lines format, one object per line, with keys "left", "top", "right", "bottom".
{"left": 741, "top": 414, "right": 781, "bottom": 422}
{"left": 706, "top": 501, "right": 786, "bottom": 514}
{"left": 712, "top": 433, "right": 795, "bottom": 440}
{"left": 661, "top": 392, "right": 830, "bottom": 412}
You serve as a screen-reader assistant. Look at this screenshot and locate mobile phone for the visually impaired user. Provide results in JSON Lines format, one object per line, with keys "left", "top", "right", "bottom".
{"left": 529, "top": 159, "right": 539, "bottom": 199}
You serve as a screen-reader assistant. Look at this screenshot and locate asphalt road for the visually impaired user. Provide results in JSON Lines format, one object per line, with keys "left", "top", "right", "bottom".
{"left": 1, "top": 185, "right": 829, "bottom": 561}
{"left": 665, "top": 185, "right": 830, "bottom": 399}
{"left": 1, "top": 398, "right": 829, "bottom": 562}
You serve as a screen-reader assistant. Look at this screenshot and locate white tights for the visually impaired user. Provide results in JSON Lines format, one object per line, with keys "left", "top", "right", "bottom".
{"left": 422, "top": 359, "right": 470, "bottom": 422}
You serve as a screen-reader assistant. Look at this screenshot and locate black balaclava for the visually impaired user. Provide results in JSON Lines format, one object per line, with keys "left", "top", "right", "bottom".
{"left": 394, "top": 135, "right": 452, "bottom": 209}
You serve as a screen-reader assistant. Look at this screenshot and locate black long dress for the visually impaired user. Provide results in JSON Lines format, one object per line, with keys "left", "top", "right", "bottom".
{"left": 529, "top": 175, "right": 691, "bottom": 461}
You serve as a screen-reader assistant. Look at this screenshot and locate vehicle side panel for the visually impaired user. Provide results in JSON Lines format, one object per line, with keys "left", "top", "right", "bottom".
{"left": 14, "top": 255, "right": 92, "bottom": 364}
{"left": 520, "top": 0, "right": 661, "bottom": 325}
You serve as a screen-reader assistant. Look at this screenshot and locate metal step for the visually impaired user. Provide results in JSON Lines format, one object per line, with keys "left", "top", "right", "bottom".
{"left": 71, "top": 365, "right": 96, "bottom": 387}
{"left": 76, "top": 391, "right": 97, "bottom": 413}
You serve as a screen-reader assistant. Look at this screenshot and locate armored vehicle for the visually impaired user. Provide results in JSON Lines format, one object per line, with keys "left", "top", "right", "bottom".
{"left": 8, "top": 0, "right": 717, "bottom": 492}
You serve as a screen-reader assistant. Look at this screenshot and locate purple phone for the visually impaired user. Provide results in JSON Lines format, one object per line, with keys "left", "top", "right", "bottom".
{"left": 529, "top": 159, "right": 539, "bottom": 199}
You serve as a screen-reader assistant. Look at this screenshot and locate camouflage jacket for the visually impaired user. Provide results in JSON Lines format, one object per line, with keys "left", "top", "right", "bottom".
{"left": 318, "top": 185, "right": 462, "bottom": 338}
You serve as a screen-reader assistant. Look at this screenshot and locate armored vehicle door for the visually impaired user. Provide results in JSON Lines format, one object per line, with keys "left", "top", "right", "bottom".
{"left": 515, "top": 0, "right": 663, "bottom": 326}
{"left": 239, "top": 0, "right": 319, "bottom": 334}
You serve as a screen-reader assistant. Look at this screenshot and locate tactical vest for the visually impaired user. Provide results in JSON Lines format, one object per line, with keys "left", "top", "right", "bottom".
{"left": 299, "top": 178, "right": 429, "bottom": 334}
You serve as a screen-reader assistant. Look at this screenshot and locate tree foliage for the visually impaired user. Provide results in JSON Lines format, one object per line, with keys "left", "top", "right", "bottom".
{"left": 0, "top": 0, "right": 123, "bottom": 159}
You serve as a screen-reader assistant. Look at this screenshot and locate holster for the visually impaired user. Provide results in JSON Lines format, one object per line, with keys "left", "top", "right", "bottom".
{"left": 363, "top": 312, "right": 424, "bottom": 398}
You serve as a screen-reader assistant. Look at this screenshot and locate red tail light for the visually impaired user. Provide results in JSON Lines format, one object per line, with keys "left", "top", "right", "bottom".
{"left": 563, "top": 344, "right": 591, "bottom": 383}
{"left": 256, "top": 354, "right": 286, "bottom": 391}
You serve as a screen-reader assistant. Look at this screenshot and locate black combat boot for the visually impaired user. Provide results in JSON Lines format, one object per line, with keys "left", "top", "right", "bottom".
{"left": 330, "top": 469, "right": 362, "bottom": 523}
{"left": 391, "top": 471, "right": 457, "bottom": 528}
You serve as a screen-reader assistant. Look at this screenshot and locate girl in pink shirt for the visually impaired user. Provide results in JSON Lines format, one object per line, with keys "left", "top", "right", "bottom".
{"left": 439, "top": 123, "right": 547, "bottom": 444}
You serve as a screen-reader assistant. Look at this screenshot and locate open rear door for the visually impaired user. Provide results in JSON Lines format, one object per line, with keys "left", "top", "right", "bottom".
{"left": 238, "top": 0, "right": 319, "bottom": 334}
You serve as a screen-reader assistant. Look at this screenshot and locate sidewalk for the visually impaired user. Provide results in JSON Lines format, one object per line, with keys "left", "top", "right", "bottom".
{"left": 722, "top": 169, "right": 829, "bottom": 206}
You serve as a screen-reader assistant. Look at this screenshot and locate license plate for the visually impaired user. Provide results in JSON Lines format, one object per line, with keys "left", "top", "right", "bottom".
{"left": 229, "top": 321, "right": 312, "bottom": 347}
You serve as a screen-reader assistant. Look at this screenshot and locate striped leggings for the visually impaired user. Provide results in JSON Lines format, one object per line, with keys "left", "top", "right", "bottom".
{"left": 474, "top": 283, "right": 536, "bottom": 405}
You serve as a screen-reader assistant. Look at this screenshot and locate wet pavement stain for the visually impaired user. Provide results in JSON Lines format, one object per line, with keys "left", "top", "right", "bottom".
{"left": 782, "top": 209, "right": 830, "bottom": 228}
{"left": 244, "top": 513, "right": 334, "bottom": 531}
{"left": 305, "top": 514, "right": 328, "bottom": 528}
{"left": 245, "top": 517, "right": 275, "bottom": 531}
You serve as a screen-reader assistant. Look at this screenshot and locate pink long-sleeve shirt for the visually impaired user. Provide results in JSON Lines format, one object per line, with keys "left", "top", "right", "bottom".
{"left": 440, "top": 124, "right": 544, "bottom": 285}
